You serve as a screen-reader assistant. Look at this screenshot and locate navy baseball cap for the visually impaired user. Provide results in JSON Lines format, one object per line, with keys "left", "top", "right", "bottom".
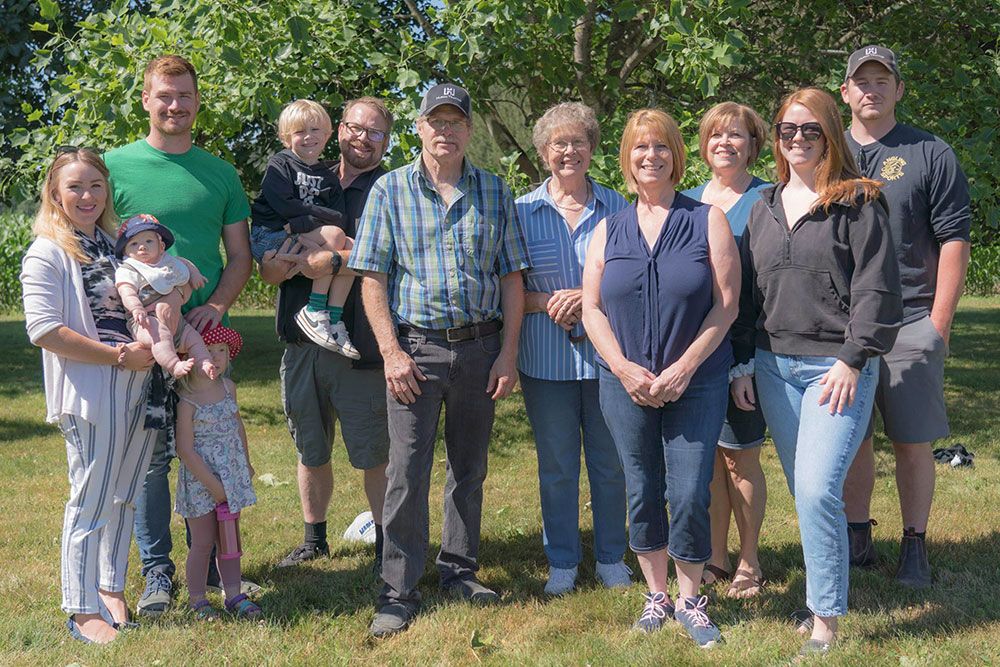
{"left": 845, "top": 45, "right": 900, "bottom": 80}
{"left": 419, "top": 83, "right": 472, "bottom": 118}
{"left": 115, "top": 213, "right": 175, "bottom": 259}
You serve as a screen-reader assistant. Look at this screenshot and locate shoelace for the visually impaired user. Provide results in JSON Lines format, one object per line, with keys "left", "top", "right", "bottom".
{"left": 639, "top": 591, "right": 669, "bottom": 623}
{"left": 680, "top": 595, "right": 714, "bottom": 628}
{"left": 148, "top": 571, "right": 171, "bottom": 594}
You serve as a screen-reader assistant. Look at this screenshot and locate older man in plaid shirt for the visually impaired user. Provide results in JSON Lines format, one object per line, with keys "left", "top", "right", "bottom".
{"left": 349, "top": 83, "right": 529, "bottom": 638}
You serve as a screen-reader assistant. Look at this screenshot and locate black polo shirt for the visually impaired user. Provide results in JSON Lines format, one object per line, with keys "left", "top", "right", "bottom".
{"left": 275, "top": 162, "right": 387, "bottom": 368}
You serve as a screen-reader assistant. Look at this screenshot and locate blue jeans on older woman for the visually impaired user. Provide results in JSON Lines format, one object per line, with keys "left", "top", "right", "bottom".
{"left": 754, "top": 349, "right": 879, "bottom": 617}
{"left": 598, "top": 366, "right": 728, "bottom": 562}
{"left": 519, "top": 373, "right": 627, "bottom": 569}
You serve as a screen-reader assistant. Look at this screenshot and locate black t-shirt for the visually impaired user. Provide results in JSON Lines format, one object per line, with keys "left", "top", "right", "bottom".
{"left": 275, "top": 162, "right": 387, "bottom": 368}
{"left": 844, "top": 123, "right": 971, "bottom": 323}
{"left": 251, "top": 149, "right": 345, "bottom": 234}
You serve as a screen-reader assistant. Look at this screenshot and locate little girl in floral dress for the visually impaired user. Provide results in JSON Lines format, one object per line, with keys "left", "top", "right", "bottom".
{"left": 174, "top": 324, "right": 260, "bottom": 619}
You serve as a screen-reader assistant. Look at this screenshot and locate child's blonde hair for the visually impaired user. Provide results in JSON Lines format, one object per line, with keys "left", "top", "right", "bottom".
{"left": 277, "top": 99, "right": 332, "bottom": 142}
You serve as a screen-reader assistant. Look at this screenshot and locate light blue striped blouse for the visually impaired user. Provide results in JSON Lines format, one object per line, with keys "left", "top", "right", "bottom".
{"left": 517, "top": 177, "right": 628, "bottom": 381}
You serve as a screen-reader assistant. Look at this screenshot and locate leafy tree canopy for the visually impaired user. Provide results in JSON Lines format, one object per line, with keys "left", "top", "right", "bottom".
{"left": 2, "top": 0, "right": 997, "bottom": 242}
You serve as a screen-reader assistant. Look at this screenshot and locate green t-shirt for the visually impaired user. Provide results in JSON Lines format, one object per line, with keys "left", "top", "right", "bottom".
{"left": 104, "top": 139, "right": 251, "bottom": 312}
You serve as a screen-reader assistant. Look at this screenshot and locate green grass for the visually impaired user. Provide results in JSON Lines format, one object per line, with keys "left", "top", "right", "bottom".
{"left": 1, "top": 300, "right": 998, "bottom": 666}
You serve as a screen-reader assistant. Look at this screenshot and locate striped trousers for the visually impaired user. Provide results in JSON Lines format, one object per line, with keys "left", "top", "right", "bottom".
{"left": 58, "top": 367, "right": 156, "bottom": 615}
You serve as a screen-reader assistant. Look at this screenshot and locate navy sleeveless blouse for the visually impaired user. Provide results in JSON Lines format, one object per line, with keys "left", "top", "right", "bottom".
{"left": 598, "top": 194, "right": 731, "bottom": 379}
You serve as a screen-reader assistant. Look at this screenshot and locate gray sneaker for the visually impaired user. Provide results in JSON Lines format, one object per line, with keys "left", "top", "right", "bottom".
{"left": 136, "top": 570, "right": 173, "bottom": 617}
{"left": 632, "top": 591, "right": 674, "bottom": 633}
{"left": 674, "top": 595, "right": 722, "bottom": 648}
{"left": 370, "top": 602, "right": 416, "bottom": 638}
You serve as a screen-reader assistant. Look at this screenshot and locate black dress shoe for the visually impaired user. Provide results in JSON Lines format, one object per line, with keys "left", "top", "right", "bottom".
{"left": 895, "top": 527, "right": 932, "bottom": 588}
{"left": 848, "top": 519, "right": 878, "bottom": 568}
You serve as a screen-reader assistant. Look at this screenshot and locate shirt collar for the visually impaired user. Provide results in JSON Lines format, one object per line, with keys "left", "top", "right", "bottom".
{"left": 408, "top": 154, "right": 478, "bottom": 190}
{"left": 525, "top": 175, "right": 609, "bottom": 214}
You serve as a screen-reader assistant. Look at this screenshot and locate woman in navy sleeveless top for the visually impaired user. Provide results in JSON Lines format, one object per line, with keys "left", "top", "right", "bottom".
{"left": 582, "top": 109, "right": 740, "bottom": 647}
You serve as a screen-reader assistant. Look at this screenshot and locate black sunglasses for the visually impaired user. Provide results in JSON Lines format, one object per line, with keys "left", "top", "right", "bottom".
{"left": 56, "top": 144, "right": 101, "bottom": 156}
{"left": 775, "top": 122, "right": 823, "bottom": 142}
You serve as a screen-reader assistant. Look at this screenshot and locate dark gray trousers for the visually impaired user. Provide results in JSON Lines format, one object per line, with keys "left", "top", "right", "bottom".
{"left": 378, "top": 329, "right": 501, "bottom": 608}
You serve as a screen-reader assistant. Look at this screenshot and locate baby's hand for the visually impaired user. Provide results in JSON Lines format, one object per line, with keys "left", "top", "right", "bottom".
{"left": 133, "top": 308, "right": 148, "bottom": 327}
{"left": 201, "top": 360, "right": 218, "bottom": 380}
{"left": 188, "top": 268, "right": 207, "bottom": 290}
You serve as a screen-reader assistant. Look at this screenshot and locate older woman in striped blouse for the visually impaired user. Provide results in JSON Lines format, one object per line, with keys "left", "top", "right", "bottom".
{"left": 516, "top": 102, "right": 631, "bottom": 596}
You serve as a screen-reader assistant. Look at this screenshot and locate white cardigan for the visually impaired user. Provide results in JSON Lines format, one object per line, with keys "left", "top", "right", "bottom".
{"left": 21, "top": 233, "right": 135, "bottom": 424}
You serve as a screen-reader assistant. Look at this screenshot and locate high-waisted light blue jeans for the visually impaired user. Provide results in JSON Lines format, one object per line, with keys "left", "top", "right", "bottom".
{"left": 754, "top": 349, "right": 879, "bottom": 617}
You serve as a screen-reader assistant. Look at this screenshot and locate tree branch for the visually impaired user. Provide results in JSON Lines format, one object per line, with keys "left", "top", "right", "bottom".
{"left": 832, "top": 0, "right": 920, "bottom": 49}
{"left": 573, "top": 0, "right": 599, "bottom": 110}
{"left": 402, "top": 0, "right": 438, "bottom": 39}
{"left": 479, "top": 100, "right": 539, "bottom": 182}
{"left": 619, "top": 34, "right": 663, "bottom": 82}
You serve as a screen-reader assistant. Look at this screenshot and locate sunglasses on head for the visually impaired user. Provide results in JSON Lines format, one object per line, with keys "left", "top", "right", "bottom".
{"left": 56, "top": 144, "right": 101, "bottom": 156}
{"left": 775, "top": 122, "right": 823, "bottom": 142}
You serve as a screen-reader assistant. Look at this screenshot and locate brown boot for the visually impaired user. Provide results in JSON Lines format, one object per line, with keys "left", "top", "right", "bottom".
{"left": 895, "top": 527, "right": 931, "bottom": 588}
{"left": 848, "top": 519, "right": 877, "bottom": 567}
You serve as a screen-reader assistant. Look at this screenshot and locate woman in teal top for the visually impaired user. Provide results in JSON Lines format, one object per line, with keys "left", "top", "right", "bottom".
{"left": 681, "top": 102, "right": 771, "bottom": 599}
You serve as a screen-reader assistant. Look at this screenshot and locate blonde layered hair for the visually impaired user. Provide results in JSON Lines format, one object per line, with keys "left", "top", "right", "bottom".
{"left": 278, "top": 99, "right": 332, "bottom": 142}
{"left": 773, "top": 87, "right": 881, "bottom": 211}
{"left": 619, "top": 109, "right": 686, "bottom": 192}
{"left": 33, "top": 148, "right": 118, "bottom": 263}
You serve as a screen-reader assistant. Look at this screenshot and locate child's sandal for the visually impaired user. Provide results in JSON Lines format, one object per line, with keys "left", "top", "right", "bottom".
{"left": 191, "top": 598, "right": 221, "bottom": 621}
{"left": 225, "top": 593, "right": 262, "bottom": 620}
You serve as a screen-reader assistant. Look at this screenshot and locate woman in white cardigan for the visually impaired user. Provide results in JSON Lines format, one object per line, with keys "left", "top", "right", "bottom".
{"left": 21, "top": 148, "right": 155, "bottom": 644}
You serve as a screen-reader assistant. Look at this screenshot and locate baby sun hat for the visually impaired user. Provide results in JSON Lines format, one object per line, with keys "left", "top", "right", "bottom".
{"left": 114, "top": 213, "right": 176, "bottom": 259}
{"left": 201, "top": 324, "right": 243, "bottom": 359}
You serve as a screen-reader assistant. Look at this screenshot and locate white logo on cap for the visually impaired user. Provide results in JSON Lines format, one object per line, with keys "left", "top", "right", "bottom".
{"left": 865, "top": 47, "right": 878, "bottom": 56}
{"left": 443, "top": 86, "right": 456, "bottom": 97}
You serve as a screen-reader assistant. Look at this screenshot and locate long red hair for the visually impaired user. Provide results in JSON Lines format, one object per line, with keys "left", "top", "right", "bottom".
{"left": 773, "top": 87, "right": 881, "bottom": 211}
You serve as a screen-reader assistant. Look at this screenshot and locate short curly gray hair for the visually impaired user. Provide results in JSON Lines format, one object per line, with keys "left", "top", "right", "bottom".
{"left": 531, "top": 102, "right": 601, "bottom": 163}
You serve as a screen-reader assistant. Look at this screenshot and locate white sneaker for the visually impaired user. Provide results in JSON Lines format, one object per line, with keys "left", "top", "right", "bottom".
{"left": 544, "top": 566, "right": 578, "bottom": 596}
{"left": 295, "top": 306, "right": 336, "bottom": 348}
{"left": 328, "top": 321, "right": 361, "bottom": 360}
{"left": 596, "top": 560, "right": 633, "bottom": 588}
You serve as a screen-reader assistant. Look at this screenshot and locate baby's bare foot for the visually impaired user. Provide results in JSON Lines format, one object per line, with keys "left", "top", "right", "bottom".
{"left": 171, "top": 358, "right": 195, "bottom": 378}
{"left": 201, "top": 361, "right": 218, "bottom": 380}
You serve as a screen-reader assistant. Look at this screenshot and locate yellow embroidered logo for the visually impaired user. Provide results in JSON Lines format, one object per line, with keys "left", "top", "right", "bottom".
{"left": 880, "top": 156, "right": 906, "bottom": 181}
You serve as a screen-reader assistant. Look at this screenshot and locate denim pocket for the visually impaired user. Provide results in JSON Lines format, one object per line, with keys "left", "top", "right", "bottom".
{"left": 478, "top": 331, "right": 502, "bottom": 355}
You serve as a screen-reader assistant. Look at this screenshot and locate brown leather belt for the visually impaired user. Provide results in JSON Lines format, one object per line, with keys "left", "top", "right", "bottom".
{"left": 397, "top": 319, "right": 503, "bottom": 343}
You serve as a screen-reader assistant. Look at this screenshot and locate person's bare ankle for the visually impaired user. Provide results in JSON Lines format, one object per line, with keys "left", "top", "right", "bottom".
{"left": 99, "top": 591, "right": 129, "bottom": 623}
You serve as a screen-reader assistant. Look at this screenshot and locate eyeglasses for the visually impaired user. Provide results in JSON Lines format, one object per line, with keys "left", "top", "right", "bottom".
{"left": 341, "top": 121, "right": 387, "bottom": 142}
{"left": 423, "top": 117, "right": 469, "bottom": 133}
{"left": 549, "top": 139, "right": 590, "bottom": 152}
{"left": 775, "top": 122, "right": 823, "bottom": 142}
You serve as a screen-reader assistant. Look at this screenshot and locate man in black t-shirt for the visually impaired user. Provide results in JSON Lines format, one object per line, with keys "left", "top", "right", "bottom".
{"left": 259, "top": 97, "right": 394, "bottom": 571}
{"left": 839, "top": 46, "right": 971, "bottom": 589}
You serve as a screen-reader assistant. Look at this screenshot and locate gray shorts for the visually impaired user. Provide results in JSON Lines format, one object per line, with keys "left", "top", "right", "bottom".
{"left": 870, "top": 315, "right": 949, "bottom": 444}
{"left": 280, "top": 342, "right": 389, "bottom": 469}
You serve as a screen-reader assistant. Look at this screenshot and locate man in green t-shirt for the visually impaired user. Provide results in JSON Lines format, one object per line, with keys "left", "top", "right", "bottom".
{"left": 104, "top": 55, "right": 253, "bottom": 617}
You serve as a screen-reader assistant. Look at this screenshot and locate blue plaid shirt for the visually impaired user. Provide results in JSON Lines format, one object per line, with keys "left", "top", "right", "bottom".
{"left": 516, "top": 178, "right": 628, "bottom": 380}
{"left": 348, "top": 156, "right": 530, "bottom": 330}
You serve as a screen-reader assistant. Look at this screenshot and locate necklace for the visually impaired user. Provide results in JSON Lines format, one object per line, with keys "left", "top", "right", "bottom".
{"left": 550, "top": 180, "right": 592, "bottom": 213}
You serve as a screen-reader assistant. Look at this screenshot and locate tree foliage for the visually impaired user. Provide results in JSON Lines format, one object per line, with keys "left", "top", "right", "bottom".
{"left": 2, "top": 0, "right": 998, "bottom": 249}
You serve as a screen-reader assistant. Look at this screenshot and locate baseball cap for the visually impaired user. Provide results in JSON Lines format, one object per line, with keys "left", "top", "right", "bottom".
{"left": 419, "top": 83, "right": 472, "bottom": 118}
{"left": 845, "top": 45, "right": 900, "bottom": 80}
{"left": 115, "top": 213, "right": 175, "bottom": 259}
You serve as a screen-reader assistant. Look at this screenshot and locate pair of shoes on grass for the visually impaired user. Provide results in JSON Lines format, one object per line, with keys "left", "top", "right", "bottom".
{"left": 544, "top": 561, "right": 633, "bottom": 596}
{"left": 370, "top": 577, "right": 499, "bottom": 638}
{"left": 632, "top": 592, "right": 722, "bottom": 648}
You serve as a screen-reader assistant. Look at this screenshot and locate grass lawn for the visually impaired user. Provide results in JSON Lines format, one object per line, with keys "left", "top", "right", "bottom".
{"left": 1, "top": 298, "right": 998, "bottom": 666}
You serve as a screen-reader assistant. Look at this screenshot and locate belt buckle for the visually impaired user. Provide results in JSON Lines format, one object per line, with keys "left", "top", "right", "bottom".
{"left": 446, "top": 326, "right": 465, "bottom": 343}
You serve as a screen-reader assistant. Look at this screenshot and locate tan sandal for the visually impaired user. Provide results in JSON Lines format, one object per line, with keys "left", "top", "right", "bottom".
{"left": 726, "top": 569, "right": 764, "bottom": 598}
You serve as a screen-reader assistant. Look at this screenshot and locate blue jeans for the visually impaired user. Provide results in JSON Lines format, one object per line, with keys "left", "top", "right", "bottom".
{"left": 754, "top": 350, "right": 878, "bottom": 617}
{"left": 598, "top": 366, "right": 727, "bottom": 563}
{"left": 519, "top": 374, "right": 627, "bottom": 568}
